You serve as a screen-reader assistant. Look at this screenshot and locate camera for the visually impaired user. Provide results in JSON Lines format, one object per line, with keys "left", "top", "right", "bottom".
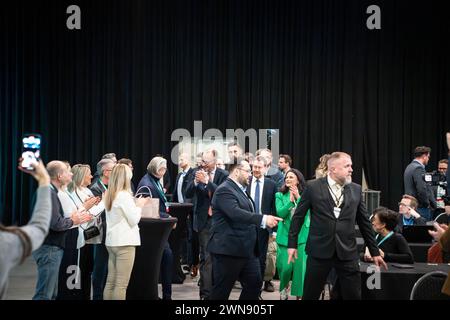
{"left": 423, "top": 171, "right": 447, "bottom": 187}
{"left": 424, "top": 171, "right": 449, "bottom": 207}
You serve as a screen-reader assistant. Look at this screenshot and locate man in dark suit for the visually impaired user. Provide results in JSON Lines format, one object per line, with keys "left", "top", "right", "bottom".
{"left": 288, "top": 152, "right": 386, "bottom": 300}
{"left": 185, "top": 149, "right": 228, "bottom": 300}
{"left": 404, "top": 146, "right": 436, "bottom": 221}
{"left": 172, "top": 153, "right": 198, "bottom": 277}
{"left": 256, "top": 149, "right": 284, "bottom": 190}
{"left": 89, "top": 158, "right": 115, "bottom": 300}
{"left": 208, "top": 159, "right": 282, "bottom": 300}
{"left": 247, "top": 155, "right": 277, "bottom": 293}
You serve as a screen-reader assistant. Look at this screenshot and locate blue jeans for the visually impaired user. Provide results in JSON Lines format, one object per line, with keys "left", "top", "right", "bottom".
{"left": 92, "top": 243, "right": 109, "bottom": 300}
{"left": 32, "top": 245, "right": 64, "bottom": 300}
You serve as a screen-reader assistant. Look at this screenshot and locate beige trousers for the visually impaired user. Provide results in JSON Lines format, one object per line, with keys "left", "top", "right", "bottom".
{"left": 103, "top": 246, "right": 136, "bottom": 300}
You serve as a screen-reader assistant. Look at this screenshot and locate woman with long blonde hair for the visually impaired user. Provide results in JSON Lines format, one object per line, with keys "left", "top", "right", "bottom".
{"left": 103, "top": 164, "right": 147, "bottom": 300}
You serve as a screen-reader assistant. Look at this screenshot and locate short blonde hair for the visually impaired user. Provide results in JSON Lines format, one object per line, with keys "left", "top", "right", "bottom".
{"left": 104, "top": 164, "right": 132, "bottom": 211}
{"left": 327, "top": 152, "right": 351, "bottom": 170}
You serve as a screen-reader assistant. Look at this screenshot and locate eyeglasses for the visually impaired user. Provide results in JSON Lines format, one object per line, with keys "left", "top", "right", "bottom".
{"left": 239, "top": 168, "right": 251, "bottom": 174}
{"left": 398, "top": 202, "right": 410, "bottom": 208}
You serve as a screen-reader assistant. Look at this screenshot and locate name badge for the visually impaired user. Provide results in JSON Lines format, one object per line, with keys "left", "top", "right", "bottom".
{"left": 333, "top": 207, "right": 341, "bottom": 219}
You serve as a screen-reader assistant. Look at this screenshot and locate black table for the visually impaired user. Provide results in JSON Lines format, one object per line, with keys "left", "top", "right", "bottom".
{"left": 357, "top": 238, "right": 432, "bottom": 263}
{"left": 360, "top": 262, "right": 450, "bottom": 300}
{"left": 127, "top": 217, "right": 177, "bottom": 300}
{"left": 167, "top": 202, "right": 193, "bottom": 284}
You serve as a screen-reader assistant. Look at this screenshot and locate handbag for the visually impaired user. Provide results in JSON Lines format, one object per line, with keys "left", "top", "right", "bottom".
{"left": 135, "top": 185, "right": 160, "bottom": 219}
{"left": 82, "top": 225, "right": 101, "bottom": 240}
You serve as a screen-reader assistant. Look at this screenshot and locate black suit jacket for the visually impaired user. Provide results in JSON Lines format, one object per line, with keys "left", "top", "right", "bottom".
{"left": 172, "top": 168, "right": 193, "bottom": 203}
{"left": 266, "top": 164, "right": 284, "bottom": 191}
{"left": 207, "top": 178, "right": 263, "bottom": 258}
{"left": 185, "top": 167, "right": 229, "bottom": 232}
{"left": 247, "top": 176, "right": 277, "bottom": 234}
{"left": 288, "top": 177, "right": 379, "bottom": 260}
{"left": 404, "top": 160, "right": 436, "bottom": 208}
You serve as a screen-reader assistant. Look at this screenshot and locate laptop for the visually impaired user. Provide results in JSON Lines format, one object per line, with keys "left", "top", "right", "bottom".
{"left": 401, "top": 225, "right": 434, "bottom": 243}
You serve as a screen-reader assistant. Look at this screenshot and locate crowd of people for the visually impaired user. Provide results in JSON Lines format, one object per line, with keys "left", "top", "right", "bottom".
{"left": 1, "top": 132, "right": 450, "bottom": 300}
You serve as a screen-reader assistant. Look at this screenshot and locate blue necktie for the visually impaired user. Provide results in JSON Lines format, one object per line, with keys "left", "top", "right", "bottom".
{"left": 254, "top": 179, "right": 260, "bottom": 214}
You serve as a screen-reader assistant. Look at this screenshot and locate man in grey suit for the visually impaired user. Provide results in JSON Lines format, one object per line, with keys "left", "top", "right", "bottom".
{"left": 403, "top": 146, "right": 436, "bottom": 221}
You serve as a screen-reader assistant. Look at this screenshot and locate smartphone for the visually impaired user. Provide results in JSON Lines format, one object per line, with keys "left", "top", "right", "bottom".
{"left": 21, "top": 134, "right": 41, "bottom": 170}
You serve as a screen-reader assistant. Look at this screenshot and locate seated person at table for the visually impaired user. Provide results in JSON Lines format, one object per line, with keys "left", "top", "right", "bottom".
{"left": 397, "top": 195, "right": 426, "bottom": 230}
{"left": 363, "top": 207, "right": 414, "bottom": 264}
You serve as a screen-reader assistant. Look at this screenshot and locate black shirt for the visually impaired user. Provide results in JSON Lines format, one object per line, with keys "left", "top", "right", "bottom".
{"left": 362, "top": 232, "right": 414, "bottom": 264}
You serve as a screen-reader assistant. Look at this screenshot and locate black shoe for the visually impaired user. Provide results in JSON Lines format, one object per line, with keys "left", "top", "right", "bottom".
{"left": 263, "top": 281, "right": 274, "bottom": 292}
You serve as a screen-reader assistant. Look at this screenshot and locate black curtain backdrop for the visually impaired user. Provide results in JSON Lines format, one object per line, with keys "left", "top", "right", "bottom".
{"left": 1, "top": 0, "right": 449, "bottom": 224}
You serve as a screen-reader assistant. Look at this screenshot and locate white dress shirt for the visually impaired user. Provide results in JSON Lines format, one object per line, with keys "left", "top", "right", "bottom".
{"left": 176, "top": 168, "right": 190, "bottom": 203}
{"left": 327, "top": 175, "right": 344, "bottom": 208}
{"left": 71, "top": 187, "right": 105, "bottom": 248}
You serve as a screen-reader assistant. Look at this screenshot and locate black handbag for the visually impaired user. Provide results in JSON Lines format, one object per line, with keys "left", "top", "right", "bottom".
{"left": 82, "top": 225, "right": 100, "bottom": 240}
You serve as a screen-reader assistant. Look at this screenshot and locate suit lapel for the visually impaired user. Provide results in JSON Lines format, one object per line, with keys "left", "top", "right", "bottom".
{"left": 320, "top": 178, "right": 336, "bottom": 213}
{"left": 342, "top": 184, "right": 352, "bottom": 212}
{"left": 228, "top": 179, "right": 255, "bottom": 212}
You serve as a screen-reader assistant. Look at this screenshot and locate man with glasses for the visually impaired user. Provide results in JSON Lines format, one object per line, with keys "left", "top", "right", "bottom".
{"left": 397, "top": 194, "right": 426, "bottom": 230}
{"left": 208, "top": 158, "right": 282, "bottom": 300}
{"left": 404, "top": 146, "right": 437, "bottom": 221}
{"left": 185, "top": 149, "right": 228, "bottom": 300}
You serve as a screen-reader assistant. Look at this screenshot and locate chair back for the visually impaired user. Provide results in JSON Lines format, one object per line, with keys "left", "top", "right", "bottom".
{"left": 410, "top": 271, "right": 449, "bottom": 300}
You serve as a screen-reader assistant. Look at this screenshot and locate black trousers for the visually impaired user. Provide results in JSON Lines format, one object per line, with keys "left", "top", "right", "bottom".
{"left": 210, "top": 253, "right": 262, "bottom": 300}
{"left": 303, "top": 255, "right": 361, "bottom": 300}
{"left": 257, "top": 228, "right": 269, "bottom": 280}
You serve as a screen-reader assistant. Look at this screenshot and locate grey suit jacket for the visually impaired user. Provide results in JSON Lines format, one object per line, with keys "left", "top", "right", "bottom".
{"left": 403, "top": 160, "right": 435, "bottom": 208}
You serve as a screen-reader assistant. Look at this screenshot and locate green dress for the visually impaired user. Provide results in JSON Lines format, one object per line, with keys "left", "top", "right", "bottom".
{"left": 275, "top": 191, "right": 310, "bottom": 297}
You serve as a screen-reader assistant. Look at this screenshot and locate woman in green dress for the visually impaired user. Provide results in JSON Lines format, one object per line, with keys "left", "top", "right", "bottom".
{"left": 275, "top": 168, "right": 309, "bottom": 300}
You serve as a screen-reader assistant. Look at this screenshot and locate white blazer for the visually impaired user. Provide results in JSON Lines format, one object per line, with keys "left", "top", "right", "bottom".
{"left": 105, "top": 191, "right": 142, "bottom": 247}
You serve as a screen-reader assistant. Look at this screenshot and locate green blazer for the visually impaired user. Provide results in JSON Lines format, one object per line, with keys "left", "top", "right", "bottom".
{"left": 275, "top": 191, "right": 310, "bottom": 247}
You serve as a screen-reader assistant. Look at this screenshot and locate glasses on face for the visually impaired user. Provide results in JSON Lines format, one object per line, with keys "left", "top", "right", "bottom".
{"left": 398, "top": 202, "right": 410, "bottom": 208}
{"left": 239, "top": 168, "right": 251, "bottom": 174}
{"left": 201, "top": 159, "right": 214, "bottom": 165}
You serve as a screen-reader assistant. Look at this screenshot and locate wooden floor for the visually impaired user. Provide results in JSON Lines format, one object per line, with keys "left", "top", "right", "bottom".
{"left": 5, "top": 257, "right": 294, "bottom": 300}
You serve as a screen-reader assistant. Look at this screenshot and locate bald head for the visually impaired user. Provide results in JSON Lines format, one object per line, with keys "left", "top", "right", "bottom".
{"left": 46, "top": 161, "right": 67, "bottom": 180}
{"left": 47, "top": 160, "right": 73, "bottom": 187}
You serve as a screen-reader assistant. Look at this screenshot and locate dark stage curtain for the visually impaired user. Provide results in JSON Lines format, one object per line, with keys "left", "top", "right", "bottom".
{"left": 1, "top": 0, "right": 449, "bottom": 224}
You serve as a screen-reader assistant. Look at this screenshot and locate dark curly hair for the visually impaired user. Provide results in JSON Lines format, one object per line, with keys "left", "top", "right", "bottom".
{"left": 280, "top": 168, "right": 306, "bottom": 195}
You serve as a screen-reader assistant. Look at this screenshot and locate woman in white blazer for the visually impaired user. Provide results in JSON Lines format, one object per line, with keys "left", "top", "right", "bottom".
{"left": 103, "top": 164, "right": 147, "bottom": 300}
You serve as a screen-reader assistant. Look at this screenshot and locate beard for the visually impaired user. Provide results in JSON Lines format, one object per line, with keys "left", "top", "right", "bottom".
{"left": 240, "top": 176, "right": 249, "bottom": 187}
{"left": 344, "top": 176, "right": 352, "bottom": 185}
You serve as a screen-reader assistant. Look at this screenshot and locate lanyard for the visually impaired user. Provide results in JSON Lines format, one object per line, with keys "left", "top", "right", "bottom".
{"left": 98, "top": 180, "right": 107, "bottom": 192}
{"left": 65, "top": 191, "right": 80, "bottom": 209}
{"left": 327, "top": 182, "right": 343, "bottom": 207}
{"left": 376, "top": 231, "right": 394, "bottom": 247}
{"left": 402, "top": 216, "right": 414, "bottom": 226}
{"left": 151, "top": 176, "right": 169, "bottom": 210}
